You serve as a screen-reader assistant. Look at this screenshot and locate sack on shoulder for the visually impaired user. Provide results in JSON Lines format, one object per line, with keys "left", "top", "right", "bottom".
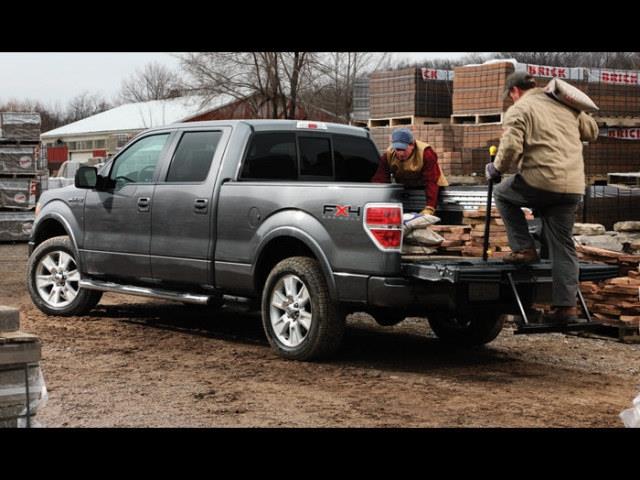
{"left": 544, "top": 77, "right": 599, "bottom": 112}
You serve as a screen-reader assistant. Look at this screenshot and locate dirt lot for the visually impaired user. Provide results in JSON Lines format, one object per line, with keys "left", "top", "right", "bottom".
{"left": 1, "top": 242, "right": 639, "bottom": 427}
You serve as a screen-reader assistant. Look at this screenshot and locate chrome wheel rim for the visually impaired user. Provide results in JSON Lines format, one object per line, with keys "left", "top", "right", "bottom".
{"left": 269, "top": 274, "right": 312, "bottom": 348}
{"left": 35, "top": 250, "right": 80, "bottom": 308}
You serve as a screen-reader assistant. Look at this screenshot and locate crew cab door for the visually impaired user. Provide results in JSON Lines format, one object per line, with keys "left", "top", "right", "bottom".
{"left": 82, "top": 132, "right": 173, "bottom": 280}
{"left": 150, "top": 128, "right": 229, "bottom": 285}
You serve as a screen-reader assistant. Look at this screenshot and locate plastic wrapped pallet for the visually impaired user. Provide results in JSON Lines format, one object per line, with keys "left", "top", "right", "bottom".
{"left": 0, "top": 178, "right": 37, "bottom": 210}
{"left": 0, "top": 112, "right": 41, "bottom": 142}
{"left": 0, "top": 145, "right": 41, "bottom": 174}
{"left": 0, "top": 212, "right": 34, "bottom": 241}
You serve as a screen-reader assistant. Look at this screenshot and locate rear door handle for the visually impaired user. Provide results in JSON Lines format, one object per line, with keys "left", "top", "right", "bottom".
{"left": 194, "top": 198, "right": 208, "bottom": 214}
{"left": 137, "top": 197, "right": 150, "bottom": 212}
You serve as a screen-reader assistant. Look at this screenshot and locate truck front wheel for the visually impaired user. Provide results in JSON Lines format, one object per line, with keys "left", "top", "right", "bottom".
{"left": 427, "top": 311, "right": 504, "bottom": 347}
{"left": 261, "top": 257, "right": 344, "bottom": 361}
{"left": 27, "top": 236, "right": 102, "bottom": 316}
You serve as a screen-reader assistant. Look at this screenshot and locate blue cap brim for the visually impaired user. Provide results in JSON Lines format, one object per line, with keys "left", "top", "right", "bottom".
{"left": 392, "top": 142, "right": 410, "bottom": 150}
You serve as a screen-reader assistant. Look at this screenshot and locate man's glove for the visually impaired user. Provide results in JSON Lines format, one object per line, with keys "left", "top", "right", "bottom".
{"left": 485, "top": 162, "right": 502, "bottom": 183}
{"left": 420, "top": 206, "right": 435, "bottom": 216}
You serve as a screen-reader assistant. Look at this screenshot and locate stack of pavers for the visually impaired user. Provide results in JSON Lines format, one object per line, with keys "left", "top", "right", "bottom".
{"left": 430, "top": 225, "right": 471, "bottom": 256}
{"left": 460, "top": 208, "right": 511, "bottom": 258}
{"left": 579, "top": 271, "right": 640, "bottom": 339}
{"left": 0, "top": 112, "right": 46, "bottom": 241}
{"left": 368, "top": 66, "right": 453, "bottom": 125}
{"left": 452, "top": 61, "right": 640, "bottom": 182}
{"left": 0, "top": 306, "right": 46, "bottom": 427}
{"left": 351, "top": 77, "right": 370, "bottom": 126}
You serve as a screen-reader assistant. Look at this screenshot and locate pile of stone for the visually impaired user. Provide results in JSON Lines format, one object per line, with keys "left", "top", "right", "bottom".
{"left": 573, "top": 222, "right": 640, "bottom": 276}
{"left": 0, "top": 306, "right": 46, "bottom": 427}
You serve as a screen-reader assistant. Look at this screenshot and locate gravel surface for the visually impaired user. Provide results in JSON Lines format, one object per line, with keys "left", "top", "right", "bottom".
{"left": 1, "top": 242, "right": 639, "bottom": 427}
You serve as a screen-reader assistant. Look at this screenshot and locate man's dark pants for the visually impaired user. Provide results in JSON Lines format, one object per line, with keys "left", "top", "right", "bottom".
{"left": 493, "top": 174, "right": 582, "bottom": 307}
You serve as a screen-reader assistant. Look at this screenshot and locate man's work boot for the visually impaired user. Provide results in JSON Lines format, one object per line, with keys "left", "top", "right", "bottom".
{"left": 543, "top": 306, "right": 579, "bottom": 325}
{"left": 502, "top": 248, "right": 539, "bottom": 265}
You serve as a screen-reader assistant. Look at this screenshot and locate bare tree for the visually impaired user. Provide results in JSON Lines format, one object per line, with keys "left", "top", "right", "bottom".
{"left": 177, "top": 52, "right": 316, "bottom": 119}
{"left": 306, "top": 52, "right": 391, "bottom": 122}
{"left": 65, "top": 92, "right": 111, "bottom": 123}
{"left": 118, "top": 61, "right": 182, "bottom": 104}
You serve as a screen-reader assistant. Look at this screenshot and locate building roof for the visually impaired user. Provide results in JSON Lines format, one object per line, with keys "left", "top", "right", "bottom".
{"left": 41, "top": 95, "right": 237, "bottom": 139}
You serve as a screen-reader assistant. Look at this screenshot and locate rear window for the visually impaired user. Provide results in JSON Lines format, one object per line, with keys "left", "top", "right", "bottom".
{"left": 299, "top": 136, "right": 332, "bottom": 178}
{"left": 240, "top": 132, "right": 297, "bottom": 180}
{"left": 239, "top": 130, "right": 379, "bottom": 182}
{"left": 333, "top": 134, "right": 380, "bottom": 182}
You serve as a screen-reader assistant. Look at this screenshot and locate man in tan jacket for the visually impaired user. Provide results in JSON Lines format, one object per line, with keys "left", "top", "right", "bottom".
{"left": 485, "top": 71, "right": 599, "bottom": 323}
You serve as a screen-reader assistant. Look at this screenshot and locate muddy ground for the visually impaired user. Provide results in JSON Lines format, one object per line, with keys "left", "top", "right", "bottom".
{"left": 1, "top": 242, "right": 639, "bottom": 427}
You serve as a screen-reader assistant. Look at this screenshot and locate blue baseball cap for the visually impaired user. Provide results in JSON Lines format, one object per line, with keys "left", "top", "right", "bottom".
{"left": 391, "top": 128, "right": 414, "bottom": 150}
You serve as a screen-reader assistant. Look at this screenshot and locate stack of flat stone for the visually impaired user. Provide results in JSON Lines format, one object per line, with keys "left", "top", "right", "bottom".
{"left": 0, "top": 306, "right": 45, "bottom": 428}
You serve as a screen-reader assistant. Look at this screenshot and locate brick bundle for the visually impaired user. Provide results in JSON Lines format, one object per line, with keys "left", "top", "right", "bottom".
{"left": 369, "top": 67, "right": 452, "bottom": 119}
{"left": 452, "top": 62, "right": 515, "bottom": 115}
{"left": 0, "top": 112, "right": 44, "bottom": 241}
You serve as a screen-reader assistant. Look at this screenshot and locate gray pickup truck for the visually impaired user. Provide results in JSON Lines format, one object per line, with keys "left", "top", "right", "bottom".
{"left": 27, "top": 120, "right": 618, "bottom": 360}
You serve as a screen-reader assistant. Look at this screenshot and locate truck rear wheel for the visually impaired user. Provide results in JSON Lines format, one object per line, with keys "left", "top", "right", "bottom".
{"left": 427, "top": 311, "right": 504, "bottom": 347}
{"left": 27, "top": 235, "right": 102, "bottom": 316}
{"left": 261, "top": 257, "right": 344, "bottom": 361}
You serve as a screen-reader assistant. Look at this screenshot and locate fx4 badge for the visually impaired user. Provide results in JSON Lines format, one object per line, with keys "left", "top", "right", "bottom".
{"left": 323, "top": 204, "right": 361, "bottom": 219}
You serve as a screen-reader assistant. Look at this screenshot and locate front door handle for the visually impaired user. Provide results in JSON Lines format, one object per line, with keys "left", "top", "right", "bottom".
{"left": 194, "top": 198, "right": 208, "bottom": 214}
{"left": 137, "top": 197, "right": 150, "bottom": 212}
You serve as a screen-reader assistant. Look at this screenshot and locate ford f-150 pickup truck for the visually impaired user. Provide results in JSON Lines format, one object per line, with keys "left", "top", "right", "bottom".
{"left": 26, "top": 120, "right": 618, "bottom": 360}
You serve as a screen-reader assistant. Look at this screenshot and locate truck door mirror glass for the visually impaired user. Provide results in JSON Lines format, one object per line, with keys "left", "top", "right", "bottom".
{"left": 75, "top": 166, "right": 98, "bottom": 189}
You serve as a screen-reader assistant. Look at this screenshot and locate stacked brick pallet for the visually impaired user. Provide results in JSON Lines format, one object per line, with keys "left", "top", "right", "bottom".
{"left": 451, "top": 62, "right": 514, "bottom": 116}
{"left": 0, "top": 112, "right": 45, "bottom": 241}
{"left": 351, "top": 77, "right": 369, "bottom": 125}
{"left": 368, "top": 67, "right": 453, "bottom": 123}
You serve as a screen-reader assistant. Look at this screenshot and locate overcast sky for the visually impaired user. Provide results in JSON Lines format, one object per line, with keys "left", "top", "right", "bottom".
{"left": 0, "top": 52, "right": 474, "bottom": 107}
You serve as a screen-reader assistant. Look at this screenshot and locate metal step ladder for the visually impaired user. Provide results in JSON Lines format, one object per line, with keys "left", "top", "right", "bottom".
{"left": 506, "top": 272, "right": 601, "bottom": 334}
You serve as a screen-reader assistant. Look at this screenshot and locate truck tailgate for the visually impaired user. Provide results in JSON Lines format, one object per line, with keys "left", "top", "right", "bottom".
{"left": 401, "top": 257, "right": 620, "bottom": 284}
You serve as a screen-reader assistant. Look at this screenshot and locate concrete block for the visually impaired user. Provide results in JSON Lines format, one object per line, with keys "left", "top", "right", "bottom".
{"left": 0, "top": 340, "right": 41, "bottom": 366}
{"left": 0, "top": 306, "right": 19, "bottom": 333}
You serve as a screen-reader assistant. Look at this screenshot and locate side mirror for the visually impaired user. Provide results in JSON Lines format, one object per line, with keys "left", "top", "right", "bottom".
{"left": 75, "top": 166, "right": 98, "bottom": 189}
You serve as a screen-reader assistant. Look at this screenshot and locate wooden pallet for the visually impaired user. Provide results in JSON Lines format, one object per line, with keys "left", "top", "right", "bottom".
{"left": 593, "top": 115, "right": 640, "bottom": 127}
{"left": 451, "top": 112, "right": 504, "bottom": 125}
{"left": 572, "top": 323, "right": 640, "bottom": 343}
{"left": 607, "top": 172, "right": 640, "bottom": 187}
{"left": 367, "top": 116, "right": 448, "bottom": 128}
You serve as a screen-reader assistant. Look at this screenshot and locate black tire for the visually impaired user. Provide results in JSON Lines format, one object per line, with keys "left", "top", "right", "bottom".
{"left": 261, "top": 257, "right": 344, "bottom": 361}
{"left": 369, "top": 307, "right": 406, "bottom": 327}
{"left": 27, "top": 235, "right": 102, "bottom": 316}
{"left": 427, "top": 310, "right": 504, "bottom": 347}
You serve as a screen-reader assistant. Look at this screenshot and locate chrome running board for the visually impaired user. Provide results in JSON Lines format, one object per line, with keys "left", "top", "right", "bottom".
{"left": 79, "top": 279, "right": 211, "bottom": 305}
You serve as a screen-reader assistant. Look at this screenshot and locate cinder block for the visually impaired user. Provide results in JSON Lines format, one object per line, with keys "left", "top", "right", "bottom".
{"left": 0, "top": 341, "right": 41, "bottom": 366}
{"left": 0, "top": 306, "right": 19, "bottom": 333}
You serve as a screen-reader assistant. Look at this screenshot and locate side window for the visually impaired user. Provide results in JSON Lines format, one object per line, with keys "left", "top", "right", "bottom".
{"left": 166, "top": 131, "right": 222, "bottom": 183}
{"left": 110, "top": 134, "right": 170, "bottom": 188}
{"left": 299, "top": 136, "right": 332, "bottom": 178}
{"left": 333, "top": 135, "right": 380, "bottom": 182}
{"left": 240, "top": 132, "right": 297, "bottom": 180}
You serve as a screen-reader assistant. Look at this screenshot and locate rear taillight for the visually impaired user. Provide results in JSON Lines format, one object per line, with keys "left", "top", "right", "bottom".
{"left": 363, "top": 203, "right": 403, "bottom": 251}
